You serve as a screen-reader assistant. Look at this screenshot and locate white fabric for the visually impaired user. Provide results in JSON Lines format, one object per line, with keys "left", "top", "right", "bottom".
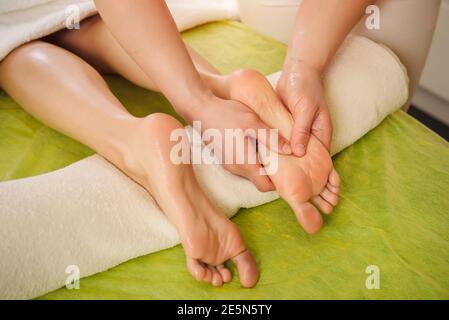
{"left": 0, "top": 0, "right": 240, "bottom": 61}
{"left": 167, "top": 0, "right": 239, "bottom": 32}
{"left": 0, "top": 134, "right": 278, "bottom": 300}
{"left": 0, "top": 0, "right": 97, "bottom": 61}
{"left": 0, "top": 33, "right": 409, "bottom": 299}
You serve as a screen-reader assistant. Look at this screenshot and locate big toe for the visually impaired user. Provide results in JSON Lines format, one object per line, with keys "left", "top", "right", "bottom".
{"left": 231, "top": 249, "right": 259, "bottom": 288}
{"left": 292, "top": 201, "right": 323, "bottom": 234}
{"left": 186, "top": 258, "right": 208, "bottom": 282}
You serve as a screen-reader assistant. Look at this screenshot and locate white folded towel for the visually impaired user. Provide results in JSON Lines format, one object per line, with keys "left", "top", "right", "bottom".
{"left": 0, "top": 0, "right": 239, "bottom": 61}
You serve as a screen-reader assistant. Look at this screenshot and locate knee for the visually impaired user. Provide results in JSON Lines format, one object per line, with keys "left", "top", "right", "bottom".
{"left": 1, "top": 41, "right": 54, "bottom": 71}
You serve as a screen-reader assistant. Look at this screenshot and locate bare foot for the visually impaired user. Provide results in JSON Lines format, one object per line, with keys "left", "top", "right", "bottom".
{"left": 224, "top": 69, "right": 340, "bottom": 234}
{"left": 115, "top": 113, "right": 258, "bottom": 287}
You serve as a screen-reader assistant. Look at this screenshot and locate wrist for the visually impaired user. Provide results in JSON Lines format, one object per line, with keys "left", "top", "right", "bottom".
{"left": 279, "top": 59, "right": 323, "bottom": 96}
{"left": 283, "top": 58, "right": 324, "bottom": 78}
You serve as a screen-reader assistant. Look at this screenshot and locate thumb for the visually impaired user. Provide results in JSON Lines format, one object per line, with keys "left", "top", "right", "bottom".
{"left": 291, "top": 105, "right": 316, "bottom": 157}
{"left": 312, "top": 108, "right": 333, "bottom": 151}
{"left": 246, "top": 117, "right": 292, "bottom": 155}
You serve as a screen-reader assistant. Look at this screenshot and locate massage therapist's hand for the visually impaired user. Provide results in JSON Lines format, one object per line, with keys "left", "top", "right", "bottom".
{"left": 276, "top": 61, "right": 332, "bottom": 157}
{"left": 185, "top": 94, "right": 291, "bottom": 192}
{"left": 274, "top": 0, "right": 376, "bottom": 156}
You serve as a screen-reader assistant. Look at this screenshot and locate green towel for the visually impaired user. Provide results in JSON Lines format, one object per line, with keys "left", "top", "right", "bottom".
{"left": 0, "top": 21, "right": 448, "bottom": 299}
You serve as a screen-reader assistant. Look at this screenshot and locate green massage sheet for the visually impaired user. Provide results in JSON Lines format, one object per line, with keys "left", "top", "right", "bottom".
{"left": 1, "top": 21, "right": 448, "bottom": 299}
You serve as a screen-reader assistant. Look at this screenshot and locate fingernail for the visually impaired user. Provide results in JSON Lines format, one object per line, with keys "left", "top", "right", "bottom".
{"left": 295, "top": 143, "right": 305, "bottom": 155}
{"left": 282, "top": 143, "right": 292, "bottom": 154}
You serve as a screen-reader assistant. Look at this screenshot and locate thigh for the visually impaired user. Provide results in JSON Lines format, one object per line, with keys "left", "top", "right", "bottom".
{"left": 44, "top": 15, "right": 113, "bottom": 73}
{"left": 44, "top": 15, "right": 155, "bottom": 90}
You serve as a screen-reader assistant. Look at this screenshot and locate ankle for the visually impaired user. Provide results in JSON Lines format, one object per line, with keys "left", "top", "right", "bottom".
{"left": 203, "top": 73, "right": 231, "bottom": 100}
{"left": 96, "top": 115, "right": 142, "bottom": 173}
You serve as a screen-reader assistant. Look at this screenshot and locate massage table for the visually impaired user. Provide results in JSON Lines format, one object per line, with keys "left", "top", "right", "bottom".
{"left": 0, "top": 21, "right": 448, "bottom": 299}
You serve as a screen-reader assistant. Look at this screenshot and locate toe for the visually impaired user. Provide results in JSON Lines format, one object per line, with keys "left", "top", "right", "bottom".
{"left": 326, "top": 182, "right": 340, "bottom": 195}
{"left": 321, "top": 188, "right": 339, "bottom": 206}
{"left": 329, "top": 169, "right": 340, "bottom": 188}
{"left": 186, "top": 258, "right": 206, "bottom": 282}
{"left": 291, "top": 201, "right": 323, "bottom": 234}
{"left": 311, "top": 196, "right": 334, "bottom": 215}
{"left": 217, "top": 265, "right": 232, "bottom": 283}
{"left": 231, "top": 249, "right": 259, "bottom": 288}
{"left": 201, "top": 263, "right": 213, "bottom": 283}
{"left": 209, "top": 266, "right": 224, "bottom": 287}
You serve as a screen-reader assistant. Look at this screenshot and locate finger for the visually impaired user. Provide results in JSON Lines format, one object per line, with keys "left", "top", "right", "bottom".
{"left": 249, "top": 171, "right": 275, "bottom": 192}
{"left": 217, "top": 265, "right": 232, "bottom": 283}
{"left": 186, "top": 258, "right": 207, "bottom": 281}
{"left": 311, "top": 195, "right": 334, "bottom": 215}
{"left": 245, "top": 137, "right": 275, "bottom": 191}
{"left": 246, "top": 116, "right": 292, "bottom": 155}
{"left": 209, "top": 265, "right": 224, "bottom": 287}
{"left": 254, "top": 90, "right": 294, "bottom": 141}
{"left": 223, "top": 163, "right": 275, "bottom": 192}
{"left": 246, "top": 164, "right": 275, "bottom": 192}
{"left": 312, "top": 108, "right": 333, "bottom": 151}
{"left": 231, "top": 249, "right": 259, "bottom": 288}
{"left": 291, "top": 105, "right": 316, "bottom": 157}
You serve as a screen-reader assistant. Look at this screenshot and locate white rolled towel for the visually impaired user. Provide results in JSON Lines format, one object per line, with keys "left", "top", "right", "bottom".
{"left": 0, "top": 35, "right": 408, "bottom": 299}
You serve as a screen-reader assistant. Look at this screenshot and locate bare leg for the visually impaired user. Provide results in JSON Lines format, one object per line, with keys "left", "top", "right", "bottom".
{"left": 44, "top": 15, "right": 223, "bottom": 93}
{"left": 0, "top": 41, "right": 258, "bottom": 287}
{"left": 45, "top": 16, "right": 340, "bottom": 233}
{"left": 44, "top": 16, "right": 239, "bottom": 102}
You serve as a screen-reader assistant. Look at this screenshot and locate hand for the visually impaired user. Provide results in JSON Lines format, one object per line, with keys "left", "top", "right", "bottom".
{"left": 185, "top": 95, "right": 291, "bottom": 192}
{"left": 276, "top": 61, "right": 332, "bottom": 157}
